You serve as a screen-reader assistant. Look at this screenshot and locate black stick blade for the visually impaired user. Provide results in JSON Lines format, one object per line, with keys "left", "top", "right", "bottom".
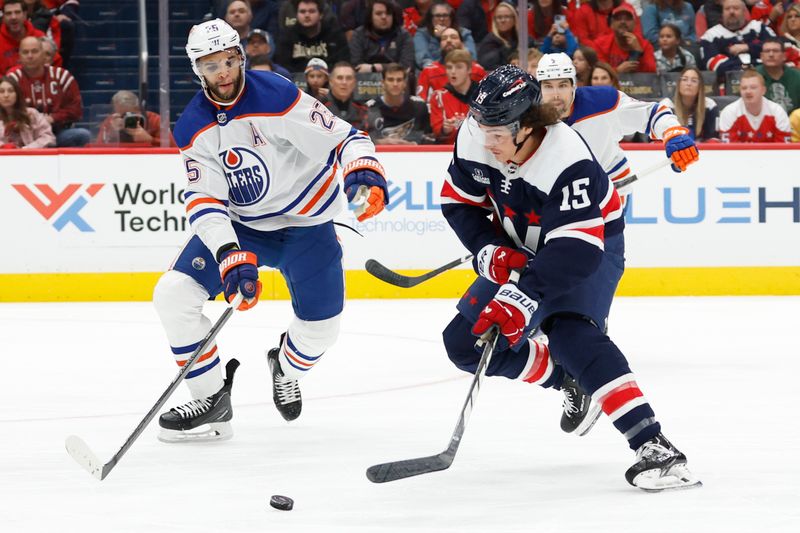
{"left": 365, "top": 259, "right": 415, "bottom": 288}
{"left": 366, "top": 452, "right": 453, "bottom": 483}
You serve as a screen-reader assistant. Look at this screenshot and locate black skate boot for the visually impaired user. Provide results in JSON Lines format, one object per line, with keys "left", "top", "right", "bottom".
{"left": 560, "top": 374, "right": 601, "bottom": 436}
{"left": 158, "top": 359, "right": 240, "bottom": 443}
{"left": 267, "top": 337, "right": 302, "bottom": 422}
{"left": 625, "top": 432, "right": 702, "bottom": 492}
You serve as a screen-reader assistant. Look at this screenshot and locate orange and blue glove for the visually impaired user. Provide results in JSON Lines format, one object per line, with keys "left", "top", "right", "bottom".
{"left": 343, "top": 158, "right": 389, "bottom": 222}
{"left": 472, "top": 283, "right": 538, "bottom": 346}
{"left": 663, "top": 126, "right": 699, "bottom": 172}
{"left": 218, "top": 248, "right": 262, "bottom": 311}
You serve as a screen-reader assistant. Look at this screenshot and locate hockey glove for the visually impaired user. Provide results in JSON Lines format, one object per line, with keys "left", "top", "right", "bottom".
{"left": 218, "top": 248, "right": 262, "bottom": 311}
{"left": 663, "top": 126, "right": 699, "bottom": 172}
{"left": 476, "top": 244, "right": 528, "bottom": 285}
{"left": 472, "top": 283, "right": 538, "bottom": 346}
{"left": 343, "top": 158, "right": 389, "bottom": 222}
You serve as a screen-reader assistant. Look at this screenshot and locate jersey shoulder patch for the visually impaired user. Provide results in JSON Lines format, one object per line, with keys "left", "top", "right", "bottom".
{"left": 569, "top": 86, "right": 621, "bottom": 125}
{"left": 173, "top": 91, "right": 218, "bottom": 149}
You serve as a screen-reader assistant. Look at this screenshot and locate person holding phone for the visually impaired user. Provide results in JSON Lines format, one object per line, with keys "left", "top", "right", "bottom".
{"left": 96, "top": 90, "right": 173, "bottom": 146}
{"left": 592, "top": 4, "right": 656, "bottom": 73}
{"left": 541, "top": 13, "right": 578, "bottom": 55}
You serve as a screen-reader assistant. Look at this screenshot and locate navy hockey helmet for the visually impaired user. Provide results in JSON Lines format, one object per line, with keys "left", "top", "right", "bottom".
{"left": 469, "top": 65, "right": 541, "bottom": 127}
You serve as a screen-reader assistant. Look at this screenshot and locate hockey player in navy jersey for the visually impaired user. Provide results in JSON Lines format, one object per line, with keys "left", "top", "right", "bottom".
{"left": 152, "top": 19, "right": 389, "bottom": 442}
{"left": 536, "top": 52, "right": 699, "bottom": 197}
{"left": 440, "top": 65, "right": 700, "bottom": 491}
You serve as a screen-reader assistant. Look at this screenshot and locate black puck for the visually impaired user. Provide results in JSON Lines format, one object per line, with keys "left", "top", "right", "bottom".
{"left": 269, "top": 495, "right": 294, "bottom": 511}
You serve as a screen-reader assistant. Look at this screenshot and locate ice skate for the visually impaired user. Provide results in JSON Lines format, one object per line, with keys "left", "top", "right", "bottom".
{"left": 560, "top": 374, "right": 601, "bottom": 436}
{"left": 625, "top": 432, "right": 702, "bottom": 492}
{"left": 267, "top": 338, "right": 302, "bottom": 421}
{"left": 158, "top": 359, "right": 240, "bottom": 443}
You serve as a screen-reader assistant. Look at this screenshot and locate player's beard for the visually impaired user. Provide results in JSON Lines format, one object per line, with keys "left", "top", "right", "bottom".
{"left": 208, "top": 75, "right": 243, "bottom": 103}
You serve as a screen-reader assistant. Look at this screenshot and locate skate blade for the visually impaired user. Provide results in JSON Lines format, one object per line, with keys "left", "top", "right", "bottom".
{"left": 157, "top": 422, "right": 233, "bottom": 444}
{"left": 634, "top": 464, "right": 703, "bottom": 493}
{"left": 575, "top": 404, "right": 603, "bottom": 437}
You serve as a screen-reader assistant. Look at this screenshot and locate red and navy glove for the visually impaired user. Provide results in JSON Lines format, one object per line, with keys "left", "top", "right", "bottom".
{"left": 218, "top": 248, "right": 262, "bottom": 311}
{"left": 472, "top": 283, "right": 538, "bottom": 346}
{"left": 343, "top": 158, "right": 389, "bottom": 222}
{"left": 663, "top": 126, "right": 699, "bottom": 172}
{"left": 476, "top": 244, "right": 528, "bottom": 285}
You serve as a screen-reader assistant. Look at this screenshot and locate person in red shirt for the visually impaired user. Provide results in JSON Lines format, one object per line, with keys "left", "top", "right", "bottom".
{"left": 96, "top": 90, "right": 172, "bottom": 147}
{"left": 719, "top": 68, "right": 792, "bottom": 142}
{"left": 416, "top": 26, "right": 485, "bottom": 103}
{"left": 429, "top": 48, "right": 476, "bottom": 143}
{"left": 592, "top": 4, "right": 656, "bottom": 73}
{"left": 571, "top": 0, "right": 642, "bottom": 48}
{"left": 7, "top": 35, "right": 89, "bottom": 146}
{"left": 0, "top": 0, "right": 45, "bottom": 74}
{"left": 403, "top": 0, "right": 433, "bottom": 36}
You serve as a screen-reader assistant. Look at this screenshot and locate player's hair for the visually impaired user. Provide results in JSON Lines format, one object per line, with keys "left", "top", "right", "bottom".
{"left": 444, "top": 49, "right": 472, "bottom": 67}
{"left": 590, "top": 62, "right": 620, "bottom": 89}
{"left": 740, "top": 68, "right": 766, "bottom": 87}
{"left": 659, "top": 23, "right": 682, "bottom": 42}
{"left": 490, "top": 2, "right": 518, "bottom": 48}
{"left": 518, "top": 102, "right": 562, "bottom": 131}
{"left": 0, "top": 76, "right": 32, "bottom": 130}
{"left": 780, "top": 4, "right": 800, "bottom": 37}
{"left": 381, "top": 63, "right": 407, "bottom": 80}
{"left": 673, "top": 66, "right": 706, "bottom": 138}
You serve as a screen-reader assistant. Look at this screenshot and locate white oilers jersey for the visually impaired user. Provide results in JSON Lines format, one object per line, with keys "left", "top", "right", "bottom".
{"left": 566, "top": 85, "right": 681, "bottom": 195}
{"left": 173, "top": 70, "right": 378, "bottom": 256}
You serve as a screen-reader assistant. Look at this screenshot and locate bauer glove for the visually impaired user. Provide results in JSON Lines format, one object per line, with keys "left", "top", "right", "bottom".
{"left": 476, "top": 244, "right": 528, "bottom": 285}
{"left": 218, "top": 248, "right": 262, "bottom": 311}
{"left": 472, "top": 283, "right": 538, "bottom": 346}
{"left": 663, "top": 126, "right": 699, "bottom": 172}
{"left": 343, "top": 158, "right": 389, "bottom": 222}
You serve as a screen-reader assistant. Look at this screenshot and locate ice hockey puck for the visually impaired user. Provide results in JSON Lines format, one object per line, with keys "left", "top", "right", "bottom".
{"left": 269, "top": 495, "right": 294, "bottom": 511}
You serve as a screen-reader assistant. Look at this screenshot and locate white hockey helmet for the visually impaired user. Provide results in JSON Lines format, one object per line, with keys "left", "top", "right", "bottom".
{"left": 536, "top": 53, "right": 577, "bottom": 85}
{"left": 186, "top": 18, "right": 246, "bottom": 104}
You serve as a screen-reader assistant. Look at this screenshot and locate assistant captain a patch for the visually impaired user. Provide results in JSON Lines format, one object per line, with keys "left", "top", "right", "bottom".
{"left": 219, "top": 147, "right": 270, "bottom": 206}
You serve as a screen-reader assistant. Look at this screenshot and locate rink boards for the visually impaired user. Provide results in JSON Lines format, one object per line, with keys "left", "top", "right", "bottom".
{"left": 1, "top": 145, "right": 798, "bottom": 301}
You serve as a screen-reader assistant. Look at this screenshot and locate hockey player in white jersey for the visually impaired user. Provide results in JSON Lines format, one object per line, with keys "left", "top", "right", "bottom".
{"left": 152, "top": 19, "right": 389, "bottom": 442}
{"left": 532, "top": 53, "right": 700, "bottom": 436}
{"left": 536, "top": 52, "right": 699, "bottom": 197}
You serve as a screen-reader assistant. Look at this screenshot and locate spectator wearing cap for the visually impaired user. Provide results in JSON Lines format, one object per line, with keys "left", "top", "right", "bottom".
{"left": 429, "top": 49, "right": 477, "bottom": 144}
{"left": 719, "top": 69, "right": 791, "bottom": 142}
{"left": 320, "top": 62, "right": 368, "bottom": 130}
{"left": 641, "top": 0, "right": 696, "bottom": 47}
{"left": 756, "top": 37, "right": 800, "bottom": 114}
{"left": 96, "top": 90, "right": 173, "bottom": 147}
{"left": 304, "top": 57, "right": 330, "bottom": 99}
{"left": 1, "top": 0, "right": 45, "bottom": 74}
{"left": 7, "top": 35, "right": 89, "bottom": 146}
{"left": 244, "top": 28, "right": 291, "bottom": 76}
{"left": 701, "top": 0, "right": 775, "bottom": 77}
{"left": 416, "top": 26, "right": 486, "bottom": 103}
{"left": 593, "top": 3, "right": 656, "bottom": 72}
{"left": 350, "top": 0, "right": 414, "bottom": 74}
{"left": 275, "top": 0, "right": 350, "bottom": 73}
{"left": 572, "top": 0, "right": 642, "bottom": 49}
{"left": 226, "top": 0, "right": 254, "bottom": 41}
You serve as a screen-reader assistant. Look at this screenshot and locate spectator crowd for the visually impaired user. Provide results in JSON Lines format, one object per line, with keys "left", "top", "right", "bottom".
{"left": 3, "top": 0, "right": 800, "bottom": 147}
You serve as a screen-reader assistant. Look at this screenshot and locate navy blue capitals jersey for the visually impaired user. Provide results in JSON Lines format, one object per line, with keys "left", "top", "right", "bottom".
{"left": 440, "top": 118, "right": 624, "bottom": 303}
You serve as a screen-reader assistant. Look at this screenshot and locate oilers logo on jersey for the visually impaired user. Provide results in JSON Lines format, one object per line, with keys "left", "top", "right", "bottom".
{"left": 220, "top": 147, "right": 270, "bottom": 206}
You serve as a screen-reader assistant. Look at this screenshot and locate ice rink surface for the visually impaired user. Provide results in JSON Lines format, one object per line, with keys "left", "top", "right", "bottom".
{"left": 2, "top": 296, "right": 799, "bottom": 533}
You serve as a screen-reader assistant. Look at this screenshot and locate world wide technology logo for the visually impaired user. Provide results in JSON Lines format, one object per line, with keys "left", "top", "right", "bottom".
{"left": 13, "top": 183, "right": 105, "bottom": 232}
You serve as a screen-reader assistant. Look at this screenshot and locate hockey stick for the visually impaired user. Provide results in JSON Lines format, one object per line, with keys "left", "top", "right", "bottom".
{"left": 613, "top": 158, "right": 673, "bottom": 191}
{"left": 65, "top": 294, "right": 243, "bottom": 481}
{"left": 366, "top": 326, "right": 500, "bottom": 483}
{"left": 365, "top": 254, "right": 473, "bottom": 288}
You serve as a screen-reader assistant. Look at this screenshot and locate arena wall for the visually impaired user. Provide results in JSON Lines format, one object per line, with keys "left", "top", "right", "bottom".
{"left": 1, "top": 145, "right": 798, "bottom": 301}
